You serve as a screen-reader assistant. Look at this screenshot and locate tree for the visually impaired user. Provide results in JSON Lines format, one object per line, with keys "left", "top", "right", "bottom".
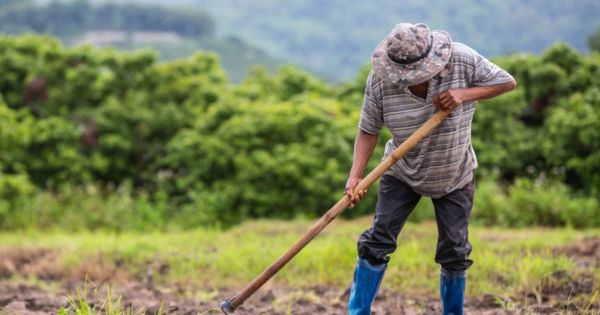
{"left": 588, "top": 27, "right": 600, "bottom": 52}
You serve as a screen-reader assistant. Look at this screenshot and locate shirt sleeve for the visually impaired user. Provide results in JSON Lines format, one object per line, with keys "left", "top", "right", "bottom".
{"left": 470, "top": 48, "right": 515, "bottom": 87}
{"left": 358, "top": 71, "right": 384, "bottom": 135}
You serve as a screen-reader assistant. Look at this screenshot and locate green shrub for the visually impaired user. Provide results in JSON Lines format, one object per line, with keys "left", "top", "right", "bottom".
{"left": 159, "top": 96, "right": 361, "bottom": 225}
{"left": 0, "top": 172, "right": 36, "bottom": 228}
{"left": 471, "top": 177, "right": 513, "bottom": 226}
{"left": 543, "top": 88, "right": 600, "bottom": 196}
{"left": 1, "top": 183, "right": 171, "bottom": 231}
{"left": 473, "top": 177, "right": 599, "bottom": 228}
{"left": 1, "top": 36, "right": 599, "bottom": 230}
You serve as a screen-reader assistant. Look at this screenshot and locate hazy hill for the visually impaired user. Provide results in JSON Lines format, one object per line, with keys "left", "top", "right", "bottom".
{"left": 37, "top": 0, "right": 600, "bottom": 81}
{"left": 1, "top": 0, "right": 283, "bottom": 82}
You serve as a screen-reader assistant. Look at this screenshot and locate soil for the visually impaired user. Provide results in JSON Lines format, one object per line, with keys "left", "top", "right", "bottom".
{"left": 1, "top": 281, "right": 597, "bottom": 315}
{"left": 0, "top": 238, "right": 598, "bottom": 315}
{"left": 555, "top": 236, "right": 600, "bottom": 270}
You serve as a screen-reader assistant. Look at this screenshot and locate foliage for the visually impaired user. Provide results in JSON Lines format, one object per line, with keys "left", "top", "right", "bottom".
{"left": 0, "top": 35, "right": 599, "bottom": 230}
{"left": 0, "top": 35, "right": 226, "bottom": 190}
{"left": 2, "top": 184, "right": 170, "bottom": 231}
{"left": 472, "top": 43, "right": 600, "bottom": 190}
{"left": 7, "top": 1, "right": 600, "bottom": 81}
{"left": 589, "top": 27, "right": 600, "bottom": 52}
{"left": 543, "top": 88, "right": 600, "bottom": 196}
{"left": 58, "top": 283, "right": 149, "bottom": 315}
{"left": 0, "top": 1, "right": 282, "bottom": 83}
{"left": 473, "top": 177, "right": 600, "bottom": 228}
{"left": 471, "top": 89, "right": 540, "bottom": 179}
{"left": 160, "top": 97, "right": 355, "bottom": 225}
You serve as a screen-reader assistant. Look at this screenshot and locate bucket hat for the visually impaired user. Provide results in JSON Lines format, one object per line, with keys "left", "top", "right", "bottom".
{"left": 371, "top": 23, "right": 453, "bottom": 85}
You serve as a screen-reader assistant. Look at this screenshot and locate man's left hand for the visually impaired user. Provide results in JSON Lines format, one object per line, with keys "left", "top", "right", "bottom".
{"left": 433, "top": 88, "right": 468, "bottom": 111}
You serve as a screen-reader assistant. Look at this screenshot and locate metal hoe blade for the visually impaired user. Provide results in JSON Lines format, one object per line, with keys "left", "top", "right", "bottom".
{"left": 219, "top": 300, "right": 235, "bottom": 314}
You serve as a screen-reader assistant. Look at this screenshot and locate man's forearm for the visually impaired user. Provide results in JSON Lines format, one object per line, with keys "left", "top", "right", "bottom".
{"left": 433, "top": 80, "right": 516, "bottom": 111}
{"left": 349, "top": 129, "right": 379, "bottom": 178}
{"left": 462, "top": 80, "right": 516, "bottom": 102}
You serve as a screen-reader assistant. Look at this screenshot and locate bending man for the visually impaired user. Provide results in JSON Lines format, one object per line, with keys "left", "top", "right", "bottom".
{"left": 345, "top": 23, "right": 516, "bottom": 315}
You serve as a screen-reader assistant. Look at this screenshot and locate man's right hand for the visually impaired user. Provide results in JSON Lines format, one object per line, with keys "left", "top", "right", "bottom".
{"left": 345, "top": 176, "right": 366, "bottom": 208}
{"left": 345, "top": 129, "right": 378, "bottom": 208}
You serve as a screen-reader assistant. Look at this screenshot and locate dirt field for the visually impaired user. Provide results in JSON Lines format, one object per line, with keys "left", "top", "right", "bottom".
{"left": 0, "top": 280, "right": 596, "bottom": 315}
{"left": 0, "top": 237, "right": 598, "bottom": 315}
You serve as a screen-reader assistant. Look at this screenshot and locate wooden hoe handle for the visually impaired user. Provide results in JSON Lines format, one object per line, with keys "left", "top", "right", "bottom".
{"left": 220, "top": 110, "right": 451, "bottom": 314}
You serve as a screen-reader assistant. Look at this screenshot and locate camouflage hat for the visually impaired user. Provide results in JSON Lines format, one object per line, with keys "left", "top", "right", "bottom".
{"left": 371, "top": 23, "right": 453, "bottom": 85}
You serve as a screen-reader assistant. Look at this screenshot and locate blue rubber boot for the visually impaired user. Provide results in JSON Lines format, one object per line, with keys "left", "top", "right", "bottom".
{"left": 440, "top": 269, "right": 466, "bottom": 315}
{"left": 348, "top": 257, "right": 387, "bottom": 315}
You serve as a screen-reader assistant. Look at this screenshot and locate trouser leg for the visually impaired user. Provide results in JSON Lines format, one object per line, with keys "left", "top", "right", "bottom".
{"left": 432, "top": 177, "right": 475, "bottom": 315}
{"left": 357, "top": 175, "right": 422, "bottom": 265}
{"left": 348, "top": 175, "right": 421, "bottom": 314}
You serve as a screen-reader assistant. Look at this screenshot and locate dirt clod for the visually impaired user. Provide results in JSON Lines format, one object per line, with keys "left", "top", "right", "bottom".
{"left": 0, "top": 248, "right": 64, "bottom": 280}
{"left": 555, "top": 236, "right": 600, "bottom": 269}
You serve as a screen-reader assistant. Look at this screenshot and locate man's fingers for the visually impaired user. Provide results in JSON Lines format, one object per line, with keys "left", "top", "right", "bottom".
{"left": 350, "top": 193, "right": 358, "bottom": 207}
{"left": 347, "top": 189, "right": 367, "bottom": 208}
{"left": 440, "top": 95, "right": 453, "bottom": 105}
{"left": 434, "top": 90, "right": 464, "bottom": 111}
{"left": 435, "top": 93, "right": 451, "bottom": 107}
{"left": 345, "top": 190, "right": 354, "bottom": 200}
{"left": 442, "top": 98, "right": 456, "bottom": 107}
{"left": 347, "top": 194, "right": 355, "bottom": 208}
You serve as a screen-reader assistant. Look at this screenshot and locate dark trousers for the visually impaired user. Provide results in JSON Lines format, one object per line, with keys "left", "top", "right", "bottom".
{"left": 357, "top": 174, "right": 475, "bottom": 273}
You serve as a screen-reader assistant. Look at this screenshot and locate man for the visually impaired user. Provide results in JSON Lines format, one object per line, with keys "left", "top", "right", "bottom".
{"left": 345, "top": 23, "right": 516, "bottom": 315}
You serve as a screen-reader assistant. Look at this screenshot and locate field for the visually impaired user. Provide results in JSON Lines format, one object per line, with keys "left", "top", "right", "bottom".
{"left": 0, "top": 217, "right": 598, "bottom": 314}
{"left": 1, "top": 3, "right": 600, "bottom": 314}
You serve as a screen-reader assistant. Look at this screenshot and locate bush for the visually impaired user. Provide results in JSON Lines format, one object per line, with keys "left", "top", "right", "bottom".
{"left": 1, "top": 183, "right": 171, "bottom": 231}
{"left": 543, "top": 88, "right": 600, "bottom": 196}
{"left": 159, "top": 96, "right": 360, "bottom": 225}
{"left": 0, "top": 172, "right": 36, "bottom": 228}
{"left": 1, "top": 36, "right": 600, "bottom": 230}
{"left": 473, "top": 177, "right": 599, "bottom": 228}
{"left": 472, "top": 90, "right": 540, "bottom": 179}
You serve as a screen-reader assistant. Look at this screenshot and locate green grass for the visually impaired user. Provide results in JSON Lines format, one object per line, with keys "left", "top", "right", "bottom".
{"left": 0, "top": 217, "right": 598, "bottom": 299}
{"left": 52, "top": 279, "right": 167, "bottom": 315}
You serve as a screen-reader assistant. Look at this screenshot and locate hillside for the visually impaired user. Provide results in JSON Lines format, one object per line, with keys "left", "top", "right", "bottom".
{"left": 39, "top": 0, "right": 600, "bottom": 81}
{"left": 1, "top": 0, "right": 283, "bottom": 82}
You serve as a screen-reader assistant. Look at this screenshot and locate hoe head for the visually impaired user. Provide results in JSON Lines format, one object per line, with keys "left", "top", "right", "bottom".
{"left": 219, "top": 300, "right": 236, "bottom": 314}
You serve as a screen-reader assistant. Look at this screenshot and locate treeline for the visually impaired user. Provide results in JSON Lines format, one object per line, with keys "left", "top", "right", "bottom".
{"left": 0, "top": 0, "right": 280, "bottom": 82}
{"left": 184, "top": 0, "right": 600, "bottom": 80}
{"left": 0, "top": 0, "right": 214, "bottom": 39}
{"left": 0, "top": 35, "right": 598, "bottom": 230}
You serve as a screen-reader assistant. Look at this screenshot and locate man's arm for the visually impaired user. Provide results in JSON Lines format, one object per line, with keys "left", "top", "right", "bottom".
{"left": 345, "top": 129, "right": 379, "bottom": 208}
{"left": 433, "top": 80, "right": 517, "bottom": 111}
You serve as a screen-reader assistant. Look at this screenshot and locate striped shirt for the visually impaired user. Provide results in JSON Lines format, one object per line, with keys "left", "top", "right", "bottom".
{"left": 359, "top": 43, "right": 515, "bottom": 198}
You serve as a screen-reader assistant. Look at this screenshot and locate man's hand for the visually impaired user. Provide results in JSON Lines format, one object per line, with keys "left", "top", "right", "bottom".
{"left": 433, "top": 88, "right": 468, "bottom": 111}
{"left": 433, "top": 81, "right": 517, "bottom": 111}
{"left": 345, "top": 176, "right": 366, "bottom": 208}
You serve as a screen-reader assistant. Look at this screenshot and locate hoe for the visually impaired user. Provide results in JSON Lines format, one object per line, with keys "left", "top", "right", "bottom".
{"left": 220, "top": 109, "right": 451, "bottom": 314}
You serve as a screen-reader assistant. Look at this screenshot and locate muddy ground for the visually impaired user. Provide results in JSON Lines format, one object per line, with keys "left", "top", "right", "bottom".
{"left": 0, "top": 238, "right": 599, "bottom": 315}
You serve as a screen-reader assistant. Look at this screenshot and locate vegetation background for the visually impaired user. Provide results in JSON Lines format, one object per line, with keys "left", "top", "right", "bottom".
{"left": 1, "top": 0, "right": 600, "bottom": 229}
{"left": 8, "top": 0, "right": 600, "bottom": 80}
{"left": 0, "top": 1, "right": 599, "bottom": 314}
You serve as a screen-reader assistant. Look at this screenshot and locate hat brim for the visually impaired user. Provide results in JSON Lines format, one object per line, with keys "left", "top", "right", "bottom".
{"left": 371, "top": 30, "right": 453, "bottom": 86}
